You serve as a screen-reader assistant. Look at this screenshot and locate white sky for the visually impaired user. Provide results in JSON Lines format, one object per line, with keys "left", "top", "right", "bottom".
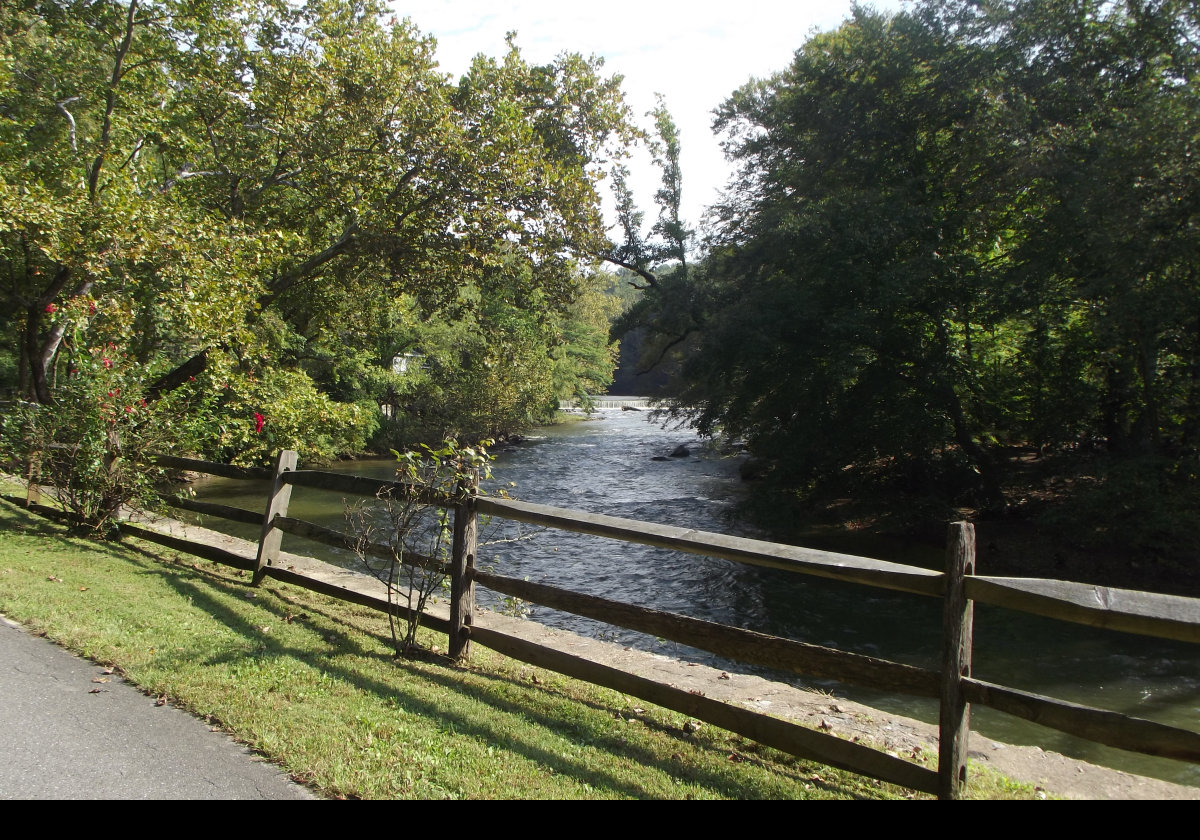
{"left": 390, "top": 0, "right": 906, "bottom": 239}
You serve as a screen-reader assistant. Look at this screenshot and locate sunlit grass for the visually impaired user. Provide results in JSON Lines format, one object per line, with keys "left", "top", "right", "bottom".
{"left": 0, "top": 494, "right": 1038, "bottom": 799}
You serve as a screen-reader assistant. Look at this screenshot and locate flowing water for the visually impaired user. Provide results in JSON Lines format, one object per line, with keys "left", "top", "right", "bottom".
{"left": 189, "top": 409, "right": 1199, "bottom": 787}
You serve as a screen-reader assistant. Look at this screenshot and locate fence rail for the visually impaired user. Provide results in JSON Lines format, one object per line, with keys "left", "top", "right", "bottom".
{"left": 17, "top": 448, "right": 1199, "bottom": 798}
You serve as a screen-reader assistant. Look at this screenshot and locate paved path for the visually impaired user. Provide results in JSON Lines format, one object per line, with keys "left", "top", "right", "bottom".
{"left": 0, "top": 616, "right": 316, "bottom": 800}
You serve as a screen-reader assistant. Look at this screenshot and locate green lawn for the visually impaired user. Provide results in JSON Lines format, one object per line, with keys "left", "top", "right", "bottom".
{"left": 0, "top": 494, "right": 1037, "bottom": 799}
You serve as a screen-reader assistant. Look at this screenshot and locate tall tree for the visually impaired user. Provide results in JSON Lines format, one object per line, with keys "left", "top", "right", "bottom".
{"left": 657, "top": 0, "right": 1200, "bottom": 518}
{"left": 680, "top": 5, "right": 1010, "bottom": 503}
{"left": 1, "top": 0, "right": 633, "bottom": 456}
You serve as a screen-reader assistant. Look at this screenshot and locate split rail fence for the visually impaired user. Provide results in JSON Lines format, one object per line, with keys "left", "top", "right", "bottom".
{"left": 19, "top": 448, "right": 1200, "bottom": 799}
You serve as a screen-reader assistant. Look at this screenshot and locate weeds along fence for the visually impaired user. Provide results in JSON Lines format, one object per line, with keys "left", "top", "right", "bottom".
{"left": 19, "top": 449, "right": 1200, "bottom": 799}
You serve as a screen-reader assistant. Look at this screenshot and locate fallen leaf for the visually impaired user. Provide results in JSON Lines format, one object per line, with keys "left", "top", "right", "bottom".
{"left": 718, "top": 672, "right": 730, "bottom": 680}
{"left": 155, "top": 696, "right": 167, "bottom": 707}
{"left": 78, "top": 586, "right": 89, "bottom": 592}
{"left": 87, "top": 688, "right": 106, "bottom": 694}
{"left": 47, "top": 575, "right": 62, "bottom": 582}
{"left": 91, "top": 676, "right": 109, "bottom": 684}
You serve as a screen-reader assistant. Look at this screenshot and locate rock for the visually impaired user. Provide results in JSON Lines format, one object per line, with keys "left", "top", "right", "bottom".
{"left": 669, "top": 445, "right": 690, "bottom": 458}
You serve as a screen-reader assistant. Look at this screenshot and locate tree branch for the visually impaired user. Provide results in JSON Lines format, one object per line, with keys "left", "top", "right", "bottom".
{"left": 598, "top": 253, "right": 658, "bottom": 288}
{"left": 55, "top": 97, "right": 79, "bottom": 151}
{"left": 635, "top": 328, "right": 694, "bottom": 376}
{"left": 88, "top": 0, "right": 139, "bottom": 197}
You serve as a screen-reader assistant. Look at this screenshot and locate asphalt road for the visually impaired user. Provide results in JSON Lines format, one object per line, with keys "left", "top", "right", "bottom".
{"left": 0, "top": 616, "right": 316, "bottom": 800}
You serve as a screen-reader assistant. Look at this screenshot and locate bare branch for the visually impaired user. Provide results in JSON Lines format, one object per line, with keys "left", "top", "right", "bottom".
{"left": 55, "top": 97, "right": 79, "bottom": 151}
{"left": 159, "top": 164, "right": 228, "bottom": 193}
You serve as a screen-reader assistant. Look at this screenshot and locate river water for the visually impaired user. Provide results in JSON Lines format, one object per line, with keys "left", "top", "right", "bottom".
{"left": 189, "top": 409, "right": 1199, "bottom": 787}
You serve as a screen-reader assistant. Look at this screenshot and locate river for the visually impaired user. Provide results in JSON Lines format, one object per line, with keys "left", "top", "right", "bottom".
{"left": 189, "top": 408, "right": 1199, "bottom": 787}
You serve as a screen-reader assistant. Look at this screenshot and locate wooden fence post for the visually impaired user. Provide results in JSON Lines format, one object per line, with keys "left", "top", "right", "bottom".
{"left": 24, "top": 448, "right": 41, "bottom": 507}
{"left": 448, "top": 476, "right": 479, "bottom": 660}
{"left": 938, "top": 520, "right": 976, "bottom": 800}
{"left": 254, "top": 450, "right": 298, "bottom": 585}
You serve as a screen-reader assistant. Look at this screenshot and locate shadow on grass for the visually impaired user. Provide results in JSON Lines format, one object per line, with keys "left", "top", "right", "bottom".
{"left": 5, "top": 499, "right": 877, "bottom": 798}
{"left": 141, "top": 553, "right": 845, "bottom": 798}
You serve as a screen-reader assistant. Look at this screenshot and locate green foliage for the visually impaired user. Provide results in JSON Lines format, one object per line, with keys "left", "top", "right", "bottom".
{"left": 1, "top": 0, "right": 634, "bottom": 471}
{"left": 630, "top": 0, "right": 1200, "bottom": 539}
{"left": 197, "top": 366, "right": 378, "bottom": 468}
{"left": 551, "top": 271, "right": 623, "bottom": 412}
{"left": 1037, "top": 454, "right": 1200, "bottom": 570}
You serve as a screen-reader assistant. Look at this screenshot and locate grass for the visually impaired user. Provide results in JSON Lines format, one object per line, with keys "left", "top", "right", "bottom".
{"left": 0, "top": 492, "right": 1040, "bottom": 799}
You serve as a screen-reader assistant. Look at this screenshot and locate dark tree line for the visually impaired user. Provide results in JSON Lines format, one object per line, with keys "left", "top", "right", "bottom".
{"left": 624, "top": 0, "right": 1200, "bottom": 559}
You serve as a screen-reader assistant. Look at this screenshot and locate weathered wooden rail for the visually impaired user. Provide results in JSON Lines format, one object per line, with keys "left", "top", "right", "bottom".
{"left": 19, "top": 448, "right": 1200, "bottom": 798}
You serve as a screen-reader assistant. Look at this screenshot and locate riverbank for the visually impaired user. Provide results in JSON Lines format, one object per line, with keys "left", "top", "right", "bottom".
{"left": 0, "top": 495, "right": 944, "bottom": 799}
{"left": 2, "top": 494, "right": 1193, "bottom": 798}
{"left": 747, "top": 445, "right": 1200, "bottom": 599}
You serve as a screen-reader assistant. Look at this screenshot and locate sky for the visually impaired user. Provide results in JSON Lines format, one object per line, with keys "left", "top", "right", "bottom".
{"left": 390, "top": 0, "right": 907, "bottom": 238}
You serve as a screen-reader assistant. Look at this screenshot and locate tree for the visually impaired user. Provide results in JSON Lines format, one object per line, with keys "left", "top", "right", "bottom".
{"left": 646, "top": 0, "right": 1200, "bottom": 539}
{"left": 605, "top": 99, "right": 703, "bottom": 385}
{"left": 1, "top": 0, "right": 634, "bottom": 463}
{"left": 673, "top": 4, "right": 1012, "bottom": 507}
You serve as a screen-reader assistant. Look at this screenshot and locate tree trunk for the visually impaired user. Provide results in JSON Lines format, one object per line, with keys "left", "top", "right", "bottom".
{"left": 22, "top": 307, "right": 54, "bottom": 404}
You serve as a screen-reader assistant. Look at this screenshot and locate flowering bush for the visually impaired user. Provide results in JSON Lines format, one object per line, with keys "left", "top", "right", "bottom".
{"left": 3, "top": 295, "right": 378, "bottom": 533}
{"left": 1, "top": 342, "right": 207, "bottom": 536}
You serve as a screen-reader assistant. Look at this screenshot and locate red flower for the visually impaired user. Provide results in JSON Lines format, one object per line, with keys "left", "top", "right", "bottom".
{"left": 102, "top": 358, "right": 113, "bottom": 369}
{"left": 44, "top": 303, "right": 57, "bottom": 314}
{"left": 254, "top": 412, "right": 265, "bottom": 434}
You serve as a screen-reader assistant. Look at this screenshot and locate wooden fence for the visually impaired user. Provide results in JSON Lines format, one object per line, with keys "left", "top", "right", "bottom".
{"left": 20, "top": 449, "right": 1200, "bottom": 799}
